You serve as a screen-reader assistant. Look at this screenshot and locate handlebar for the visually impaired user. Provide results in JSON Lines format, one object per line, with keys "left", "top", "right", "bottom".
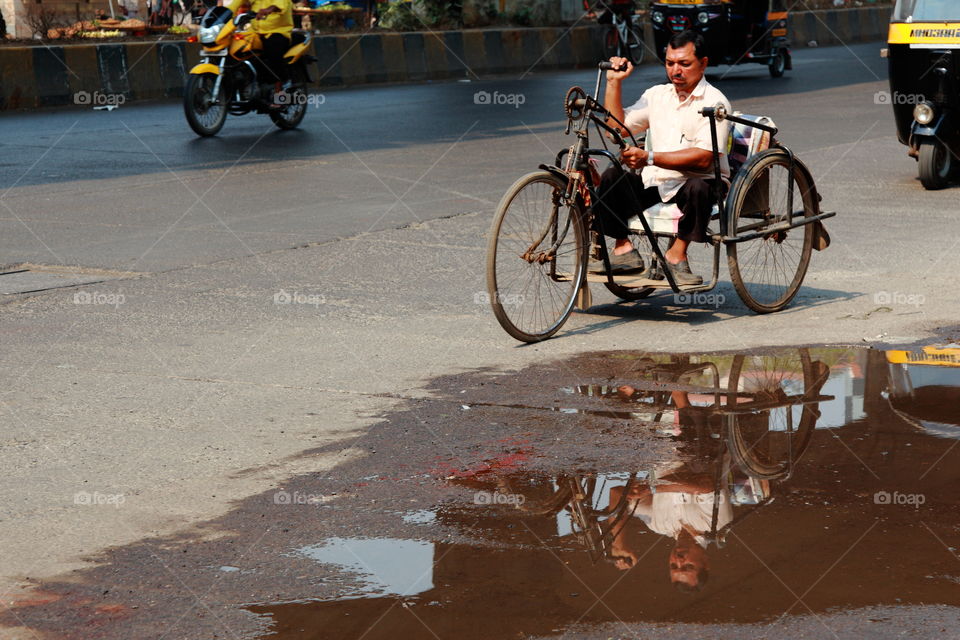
{"left": 599, "top": 60, "right": 629, "bottom": 72}
{"left": 700, "top": 102, "right": 779, "bottom": 136}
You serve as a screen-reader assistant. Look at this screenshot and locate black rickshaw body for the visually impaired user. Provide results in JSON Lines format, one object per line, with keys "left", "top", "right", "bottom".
{"left": 886, "top": 0, "right": 960, "bottom": 188}
{"left": 650, "top": 0, "right": 791, "bottom": 74}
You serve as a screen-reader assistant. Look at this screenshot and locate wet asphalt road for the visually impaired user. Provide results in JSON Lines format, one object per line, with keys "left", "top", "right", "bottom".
{"left": 3, "top": 40, "right": 960, "bottom": 640}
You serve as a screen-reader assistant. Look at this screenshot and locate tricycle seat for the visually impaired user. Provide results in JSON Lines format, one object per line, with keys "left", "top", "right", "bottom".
{"left": 625, "top": 202, "right": 720, "bottom": 236}
{"left": 623, "top": 114, "right": 775, "bottom": 237}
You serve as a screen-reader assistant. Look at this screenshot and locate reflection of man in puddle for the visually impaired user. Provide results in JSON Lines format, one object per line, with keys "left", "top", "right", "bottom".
{"left": 605, "top": 360, "right": 831, "bottom": 591}
{"left": 604, "top": 387, "right": 733, "bottom": 591}
{"left": 607, "top": 457, "right": 732, "bottom": 591}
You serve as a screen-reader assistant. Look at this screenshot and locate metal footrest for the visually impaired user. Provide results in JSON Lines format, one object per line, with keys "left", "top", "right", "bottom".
{"left": 584, "top": 273, "right": 703, "bottom": 290}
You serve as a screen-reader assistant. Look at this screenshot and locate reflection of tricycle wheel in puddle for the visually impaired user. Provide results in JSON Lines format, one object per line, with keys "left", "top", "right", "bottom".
{"left": 485, "top": 63, "right": 835, "bottom": 343}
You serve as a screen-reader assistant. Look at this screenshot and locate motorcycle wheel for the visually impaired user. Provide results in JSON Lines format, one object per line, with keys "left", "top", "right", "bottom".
{"left": 269, "top": 87, "right": 307, "bottom": 130}
{"left": 918, "top": 140, "right": 953, "bottom": 190}
{"left": 184, "top": 73, "right": 227, "bottom": 137}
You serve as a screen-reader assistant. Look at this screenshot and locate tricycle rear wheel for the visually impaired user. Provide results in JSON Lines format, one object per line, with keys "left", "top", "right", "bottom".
{"left": 726, "top": 149, "right": 815, "bottom": 314}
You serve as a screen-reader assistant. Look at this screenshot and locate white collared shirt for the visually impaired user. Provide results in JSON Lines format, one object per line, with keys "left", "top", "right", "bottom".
{"left": 623, "top": 77, "right": 731, "bottom": 200}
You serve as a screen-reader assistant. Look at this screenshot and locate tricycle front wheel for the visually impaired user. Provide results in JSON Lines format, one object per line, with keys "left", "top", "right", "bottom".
{"left": 486, "top": 171, "right": 587, "bottom": 343}
{"left": 726, "top": 149, "right": 815, "bottom": 314}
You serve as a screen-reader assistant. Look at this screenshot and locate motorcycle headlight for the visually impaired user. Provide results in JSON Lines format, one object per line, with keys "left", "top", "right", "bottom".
{"left": 914, "top": 102, "right": 936, "bottom": 126}
{"left": 199, "top": 25, "right": 219, "bottom": 44}
{"left": 651, "top": 11, "right": 664, "bottom": 24}
{"left": 697, "top": 11, "right": 709, "bottom": 24}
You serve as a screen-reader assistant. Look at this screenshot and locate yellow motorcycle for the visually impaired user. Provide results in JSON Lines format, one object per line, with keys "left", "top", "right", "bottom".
{"left": 184, "top": 6, "right": 315, "bottom": 136}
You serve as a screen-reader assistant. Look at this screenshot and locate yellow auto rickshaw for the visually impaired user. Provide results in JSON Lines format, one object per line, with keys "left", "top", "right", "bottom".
{"left": 886, "top": 0, "right": 960, "bottom": 189}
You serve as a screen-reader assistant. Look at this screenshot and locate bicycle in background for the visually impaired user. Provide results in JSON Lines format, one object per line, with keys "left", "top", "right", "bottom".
{"left": 586, "top": 0, "right": 646, "bottom": 66}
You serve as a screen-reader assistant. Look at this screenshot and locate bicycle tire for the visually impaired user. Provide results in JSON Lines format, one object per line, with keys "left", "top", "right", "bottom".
{"left": 486, "top": 171, "right": 588, "bottom": 343}
{"left": 726, "top": 349, "right": 816, "bottom": 479}
{"left": 603, "top": 26, "right": 619, "bottom": 61}
{"left": 726, "top": 149, "right": 816, "bottom": 314}
{"left": 625, "top": 22, "right": 645, "bottom": 66}
{"left": 501, "top": 478, "right": 576, "bottom": 516}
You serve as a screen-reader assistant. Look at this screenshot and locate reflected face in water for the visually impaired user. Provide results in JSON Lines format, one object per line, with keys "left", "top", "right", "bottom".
{"left": 669, "top": 535, "right": 709, "bottom": 591}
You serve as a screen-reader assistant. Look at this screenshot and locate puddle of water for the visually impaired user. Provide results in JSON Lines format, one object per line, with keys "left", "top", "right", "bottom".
{"left": 249, "top": 345, "right": 960, "bottom": 639}
{"left": 401, "top": 509, "right": 437, "bottom": 525}
{"left": 298, "top": 538, "right": 435, "bottom": 598}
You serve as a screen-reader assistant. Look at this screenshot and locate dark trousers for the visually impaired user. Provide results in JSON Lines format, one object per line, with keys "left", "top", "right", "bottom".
{"left": 593, "top": 166, "right": 721, "bottom": 243}
{"left": 260, "top": 33, "right": 291, "bottom": 83}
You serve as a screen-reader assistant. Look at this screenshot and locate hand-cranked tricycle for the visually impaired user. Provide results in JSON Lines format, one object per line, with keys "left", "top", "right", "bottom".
{"left": 485, "top": 62, "right": 836, "bottom": 343}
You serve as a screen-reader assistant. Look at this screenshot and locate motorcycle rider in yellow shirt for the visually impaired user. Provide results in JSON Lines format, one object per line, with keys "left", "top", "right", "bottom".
{"left": 223, "top": 0, "right": 293, "bottom": 103}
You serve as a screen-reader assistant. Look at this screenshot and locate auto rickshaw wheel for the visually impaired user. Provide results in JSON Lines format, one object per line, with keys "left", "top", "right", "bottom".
{"left": 769, "top": 49, "right": 786, "bottom": 78}
{"left": 918, "top": 140, "right": 953, "bottom": 190}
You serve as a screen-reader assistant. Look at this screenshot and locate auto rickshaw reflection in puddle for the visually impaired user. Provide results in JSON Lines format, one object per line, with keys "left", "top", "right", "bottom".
{"left": 884, "top": 0, "right": 960, "bottom": 189}
{"left": 249, "top": 346, "right": 960, "bottom": 640}
{"left": 885, "top": 343, "right": 960, "bottom": 437}
{"left": 650, "top": 0, "right": 792, "bottom": 77}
